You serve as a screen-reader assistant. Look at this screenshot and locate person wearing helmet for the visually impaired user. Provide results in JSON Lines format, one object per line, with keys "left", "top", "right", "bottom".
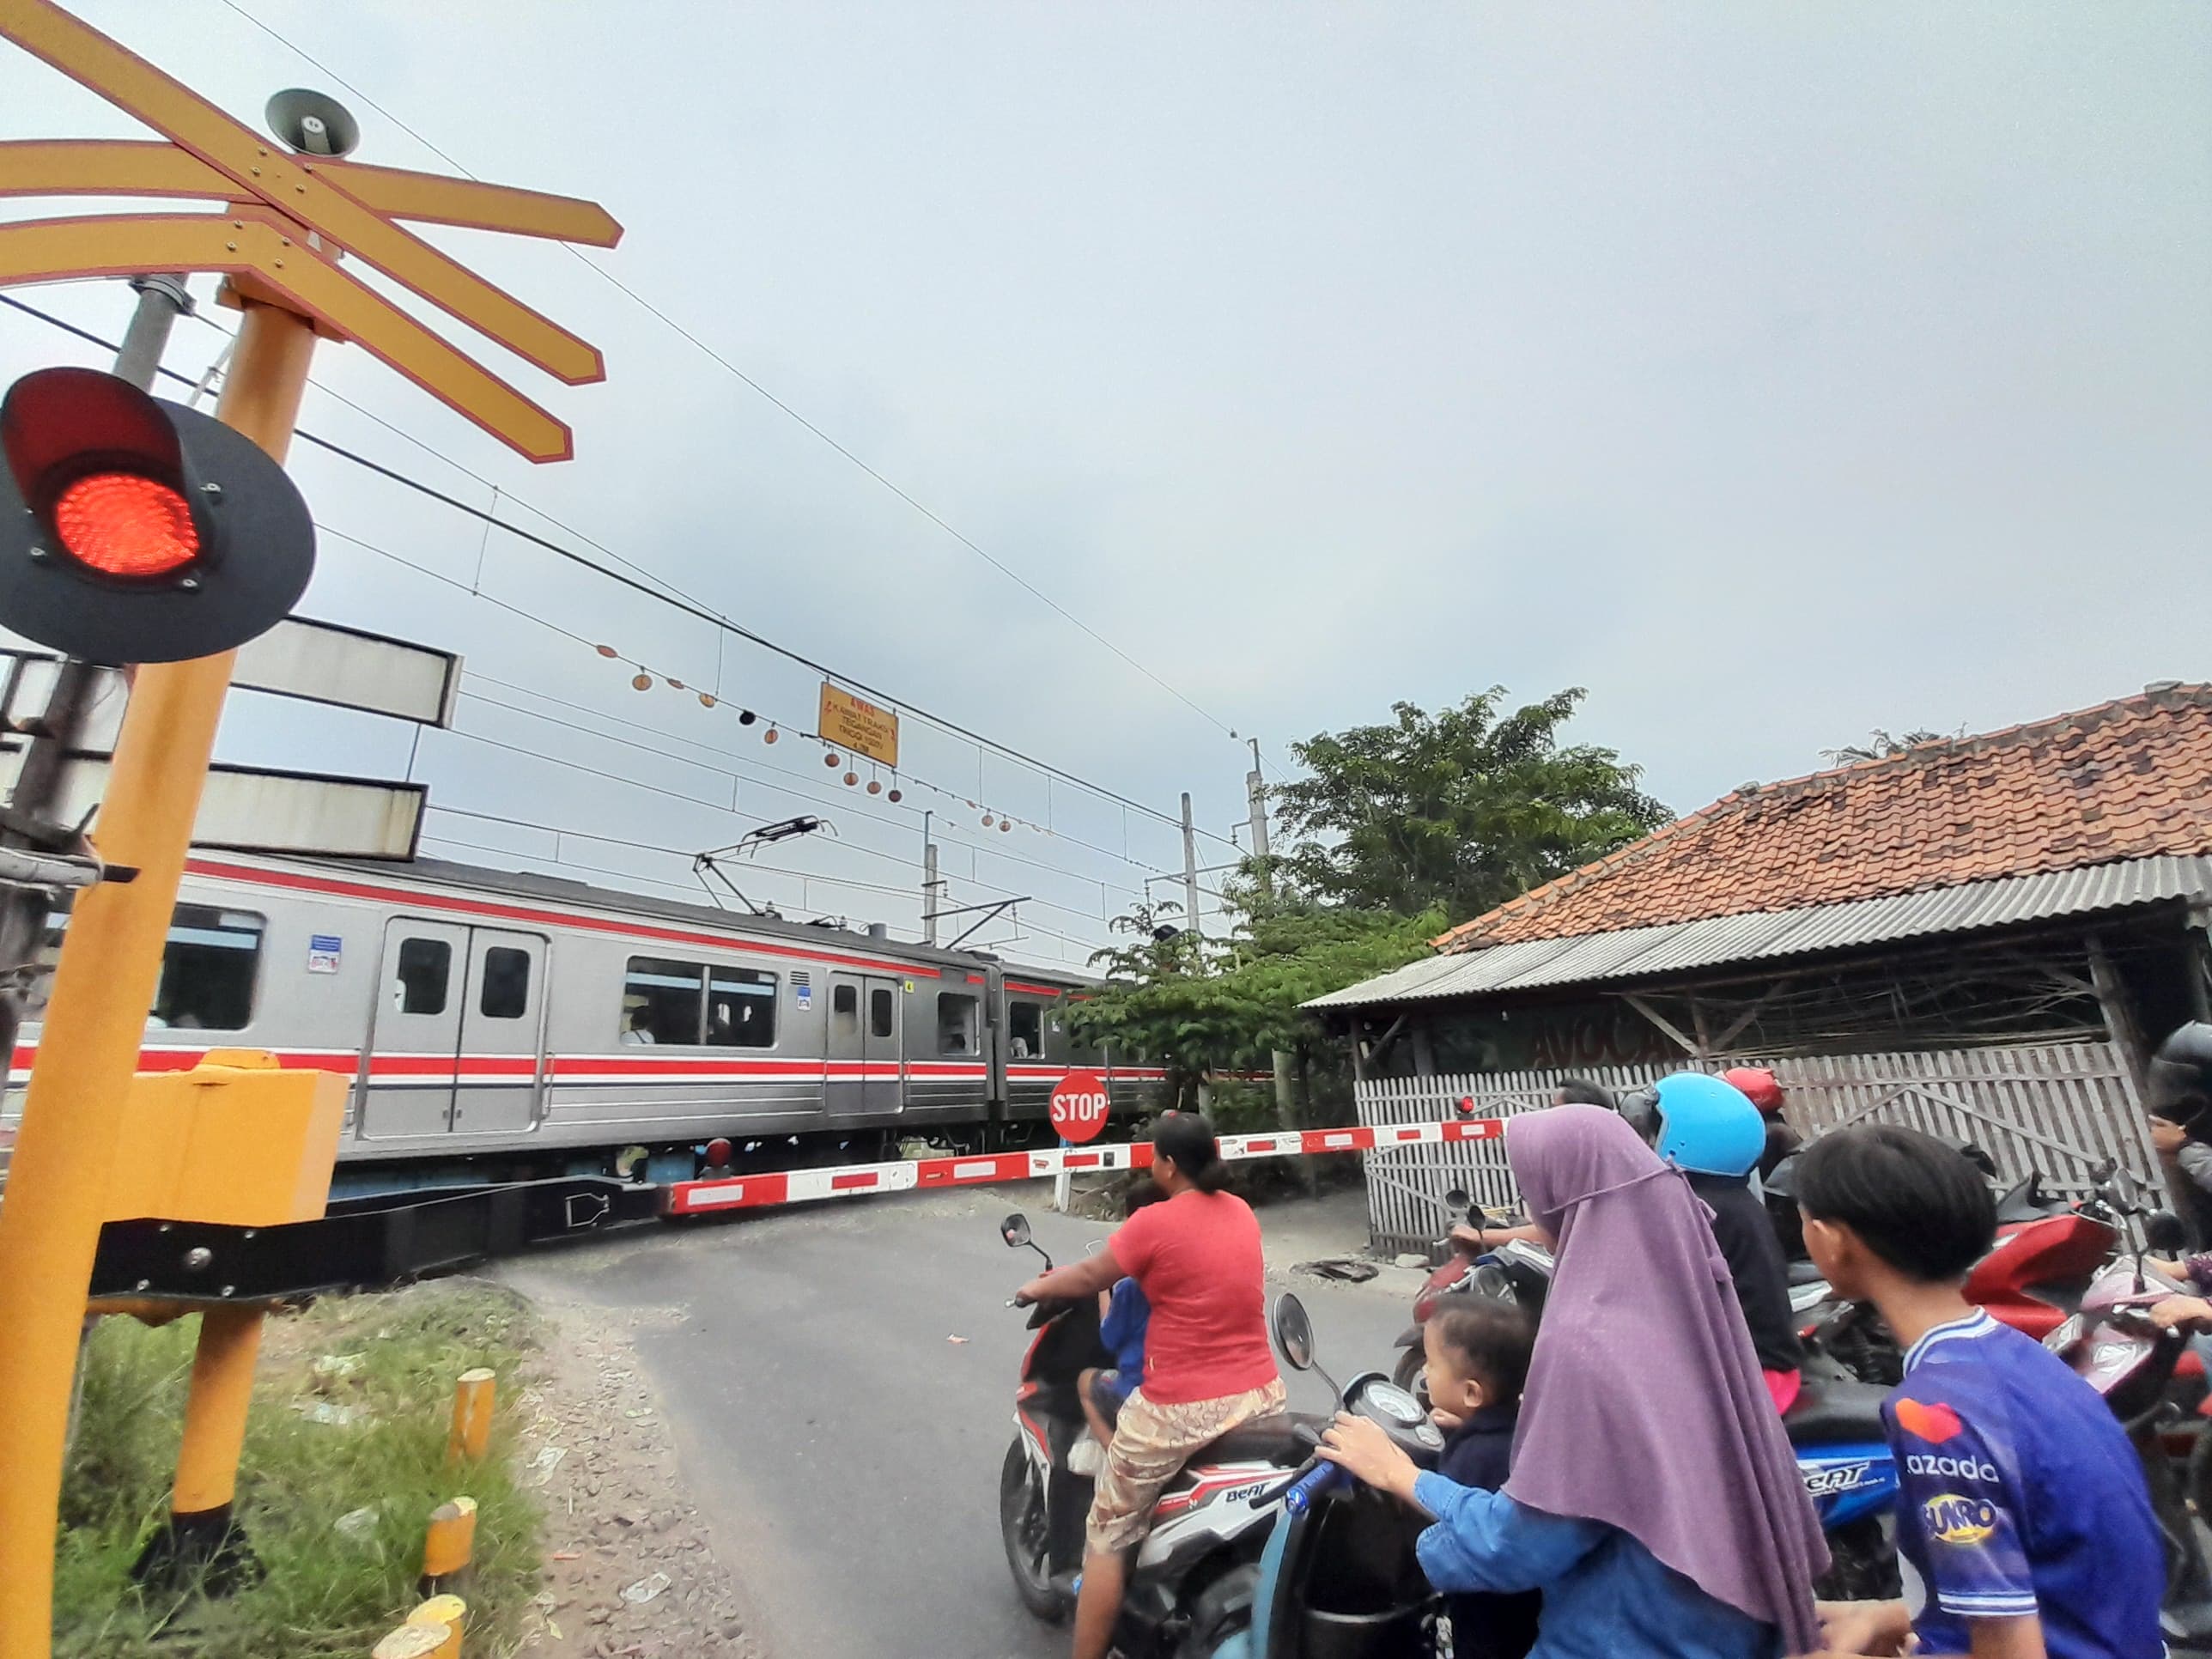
{"left": 2148, "top": 1020, "right": 2212, "bottom": 1249}
{"left": 1722, "top": 1066, "right": 1808, "bottom": 1260}
{"left": 1720, "top": 1065, "right": 1798, "bottom": 1180}
{"left": 1620, "top": 1073, "right": 1805, "bottom": 1412}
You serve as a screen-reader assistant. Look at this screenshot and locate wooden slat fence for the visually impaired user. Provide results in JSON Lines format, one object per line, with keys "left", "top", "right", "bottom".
{"left": 1357, "top": 1040, "right": 2154, "bottom": 1254}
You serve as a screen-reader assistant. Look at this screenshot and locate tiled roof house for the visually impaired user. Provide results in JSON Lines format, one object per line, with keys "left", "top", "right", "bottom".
{"left": 1314, "top": 685, "right": 2212, "bottom": 1241}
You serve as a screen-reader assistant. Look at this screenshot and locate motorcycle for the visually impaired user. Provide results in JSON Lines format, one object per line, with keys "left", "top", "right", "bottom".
{"left": 997, "top": 1213, "right": 1446, "bottom": 1656}
{"left": 1389, "top": 1194, "right": 1900, "bottom": 1597}
{"left": 1769, "top": 1153, "right": 2135, "bottom": 1388}
{"left": 2039, "top": 1172, "right": 2212, "bottom": 1650}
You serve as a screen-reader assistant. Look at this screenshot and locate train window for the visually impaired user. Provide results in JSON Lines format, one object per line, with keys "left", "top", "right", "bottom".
{"left": 870, "top": 986, "right": 896, "bottom": 1041}
{"left": 479, "top": 947, "right": 531, "bottom": 1020}
{"left": 623, "top": 956, "right": 703, "bottom": 1045}
{"left": 394, "top": 937, "right": 451, "bottom": 1017}
{"left": 1008, "top": 1000, "right": 1043, "bottom": 1060}
{"left": 707, "top": 966, "right": 777, "bottom": 1048}
{"left": 830, "top": 981, "right": 860, "bottom": 1037}
{"left": 155, "top": 905, "right": 264, "bottom": 1030}
{"left": 38, "top": 901, "right": 266, "bottom": 1030}
{"left": 936, "top": 992, "right": 976, "bottom": 1054}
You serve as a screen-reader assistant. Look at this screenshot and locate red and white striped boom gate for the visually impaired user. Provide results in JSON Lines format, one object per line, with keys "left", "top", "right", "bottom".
{"left": 663, "top": 1115, "right": 1504, "bottom": 1217}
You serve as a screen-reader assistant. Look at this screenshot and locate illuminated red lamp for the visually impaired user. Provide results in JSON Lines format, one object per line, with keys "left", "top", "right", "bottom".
{"left": 0, "top": 366, "right": 313, "bottom": 663}
{"left": 54, "top": 473, "right": 200, "bottom": 578}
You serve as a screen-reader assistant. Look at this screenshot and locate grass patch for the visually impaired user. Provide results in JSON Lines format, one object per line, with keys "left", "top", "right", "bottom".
{"left": 56, "top": 1279, "right": 543, "bottom": 1658}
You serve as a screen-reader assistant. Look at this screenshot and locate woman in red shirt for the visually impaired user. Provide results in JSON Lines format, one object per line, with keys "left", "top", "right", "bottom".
{"left": 1014, "top": 1111, "right": 1284, "bottom": 1659}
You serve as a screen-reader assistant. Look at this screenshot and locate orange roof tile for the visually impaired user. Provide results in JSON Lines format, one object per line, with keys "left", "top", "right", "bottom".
{"left": 1436, "top": 684, "right": 2212, "bottom": 953}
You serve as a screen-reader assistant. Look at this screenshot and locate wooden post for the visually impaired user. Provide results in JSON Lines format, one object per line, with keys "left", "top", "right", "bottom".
{"left": 420, "top": 1496, "right": 477, "bottom": 1595}
{"left": 2086, "top": 934, "right": 2150, "bottom": 1098}
{"left": 1411, "top": 1023, "right": 1438, "bottom": 1079}
{"left": 1623, "top": 994, "right": 1702, "bottom": 1059}
{"left": 446, "top": 1368, "right": 495, "bottom": 1463}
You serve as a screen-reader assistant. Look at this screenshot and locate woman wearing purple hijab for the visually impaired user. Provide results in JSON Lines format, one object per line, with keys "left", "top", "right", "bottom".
{"left": 1322, "top": 1105, "right": 1827, "bottom": 1658}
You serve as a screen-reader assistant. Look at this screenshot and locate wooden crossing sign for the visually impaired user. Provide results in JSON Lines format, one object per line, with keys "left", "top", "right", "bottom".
{"left": 0, "top": 0, "right": 621, "bottom": 462}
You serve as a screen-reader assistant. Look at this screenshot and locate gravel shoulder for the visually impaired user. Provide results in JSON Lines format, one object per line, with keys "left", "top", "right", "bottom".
{"left": 508, "top": 1293, "right": 764, "bottom": 1659}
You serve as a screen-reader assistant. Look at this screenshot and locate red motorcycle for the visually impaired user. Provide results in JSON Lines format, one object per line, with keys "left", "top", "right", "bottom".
{"left": 1783, "top": 1160, "right": 2146, "bottom": 1387}
{"left": 2041, "top": 1171, "right": 2212, "bottom": 1650}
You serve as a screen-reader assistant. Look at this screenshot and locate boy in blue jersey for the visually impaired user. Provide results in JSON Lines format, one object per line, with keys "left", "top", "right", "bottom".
{"left": 1795, "top": 1125, "right": 2162, "bottom": 1659}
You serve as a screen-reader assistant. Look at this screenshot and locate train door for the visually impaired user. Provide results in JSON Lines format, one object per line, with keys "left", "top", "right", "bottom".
{"left": 362, "top": 918, "right": 469, "bottom": 1139}
{"left": 451, "top": 928, "right": 549, "bottom": 1137}
{"left": 826, "top": 973, "right": 903, "bottom": 1118}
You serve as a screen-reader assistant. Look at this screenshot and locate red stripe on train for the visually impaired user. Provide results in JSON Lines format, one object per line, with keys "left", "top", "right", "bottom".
{"left": 184, "top": 857, "right": 947, "bottom": 980}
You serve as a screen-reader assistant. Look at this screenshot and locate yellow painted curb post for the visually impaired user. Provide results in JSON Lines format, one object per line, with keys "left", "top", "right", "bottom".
{"left": 446, "top": 1367, "right": 495, "bottom": 1463}
{"left": 371, "top": 1626, "right": 447, "bottom": 1659}
{"left": 420, "top": 1496, "right": 478, "bottom": 1595}
{"left": 406, "top": 1594, "right": 466, "bottom": 1656}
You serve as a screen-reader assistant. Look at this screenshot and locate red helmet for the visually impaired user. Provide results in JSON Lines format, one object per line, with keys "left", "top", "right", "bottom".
{"left": 1718, "top": 1066, "right": 1784, "bottom": 1115}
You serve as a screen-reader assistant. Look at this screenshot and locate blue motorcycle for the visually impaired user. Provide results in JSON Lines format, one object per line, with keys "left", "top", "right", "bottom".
{"left": 1412, "top": 1233, "right": 1900, "bottom": 1596}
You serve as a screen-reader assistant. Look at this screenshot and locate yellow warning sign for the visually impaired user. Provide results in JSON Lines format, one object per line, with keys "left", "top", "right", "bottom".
{"left": 818, "top": 683, "right": 899, "bottom": 769}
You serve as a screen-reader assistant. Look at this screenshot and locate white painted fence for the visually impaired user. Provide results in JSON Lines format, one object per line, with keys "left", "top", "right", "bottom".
{"left": 1357, "top": 1040, "right": 2154, "bottom": 1252}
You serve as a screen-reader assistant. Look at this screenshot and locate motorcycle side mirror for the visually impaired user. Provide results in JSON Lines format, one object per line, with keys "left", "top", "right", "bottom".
{"left": 2145, "top": 1209, "right": 2188, "bottom": 1255}
{"left": 1001, "top": 1213, "right": 1031, "bottom": 1249}
{"left": 1272, "top": 1293, "right": 1316, "bottom": 1372}
{"left": 1443, "top": 1188, "right": 1470, "bottom": 1213}
{"left": 2107, "top": 1166, "right": 2142, "bottom": 1213}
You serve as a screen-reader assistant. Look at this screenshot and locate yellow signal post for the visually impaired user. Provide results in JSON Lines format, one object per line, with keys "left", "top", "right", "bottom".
{"left": 101, "top": 1049, "right": 348, "bottom": 1589}
{"left": 0, "top": 3, "right": 613, "bottom": 1649}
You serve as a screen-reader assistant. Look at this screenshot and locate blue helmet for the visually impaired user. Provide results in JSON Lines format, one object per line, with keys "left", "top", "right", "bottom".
{"left": 1627, "top": 1073, "right": 1765, "bottom": 1177}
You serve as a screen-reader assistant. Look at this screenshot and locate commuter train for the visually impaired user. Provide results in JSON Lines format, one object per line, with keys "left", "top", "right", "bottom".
{"left": 10, "top": 853, "right": 1157, "bottom": 1194}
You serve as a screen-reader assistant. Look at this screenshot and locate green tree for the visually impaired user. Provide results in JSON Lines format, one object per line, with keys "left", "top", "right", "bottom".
{"left": 1273, "top": 686, "right": 1669, "bottom": 921}
{"left": 1067, "top": 889, "right": 1439, "bottom": 1125}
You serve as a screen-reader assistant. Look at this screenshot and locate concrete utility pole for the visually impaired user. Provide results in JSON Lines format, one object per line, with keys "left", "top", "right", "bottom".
{"left": 1180, "top": 791, "right": 1200, "bottom": 937}
{"left": 1248, "top": 741, "right": 1306, "bottom": 1182}
{"left": 1247, "top": 740, "right": 1301, "bottom": 1136}
{"left": 1179, "top": 791, "right": 1210, "bottom": 1109}
{"left": 0, "top": 275, "right": 194, "bottom": 1106}
{"left": 921, "top": 811, "right": 940, "bottom": 945}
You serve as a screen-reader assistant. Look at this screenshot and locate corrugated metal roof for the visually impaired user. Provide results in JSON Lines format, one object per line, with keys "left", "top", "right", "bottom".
{"left": 1305, "top": 854, "right": 2212, "bottom": 1010}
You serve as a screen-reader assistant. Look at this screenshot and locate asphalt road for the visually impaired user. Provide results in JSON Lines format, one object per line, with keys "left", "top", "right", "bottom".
{"left": 504, "top": 1184, "right": 1413, "bottom": 1659}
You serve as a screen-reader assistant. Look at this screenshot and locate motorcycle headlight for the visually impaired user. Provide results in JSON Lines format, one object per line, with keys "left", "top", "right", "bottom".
{"left": 2042, "top": 1314, "right": 2084, "bottom": 1354}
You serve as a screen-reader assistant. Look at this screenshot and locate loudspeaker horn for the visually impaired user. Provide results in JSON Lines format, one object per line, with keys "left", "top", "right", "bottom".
{"left": 264, "top": 88, "right": 362, "bottom": 158}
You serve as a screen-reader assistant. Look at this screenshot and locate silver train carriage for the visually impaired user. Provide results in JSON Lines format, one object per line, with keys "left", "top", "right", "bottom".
{"left": 10, "top": 853, "right": 1158, "bottom": 1194}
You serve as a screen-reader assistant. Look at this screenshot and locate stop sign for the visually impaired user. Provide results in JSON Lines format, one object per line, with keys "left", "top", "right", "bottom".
{"left": 1048, "top": 1070, "right": 1111, "bottom": 1144}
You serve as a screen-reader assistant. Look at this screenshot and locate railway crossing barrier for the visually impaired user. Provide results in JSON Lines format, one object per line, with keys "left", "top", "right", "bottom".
{"left": 661, "top": 1112, "right": 1504, "bottom": 1214}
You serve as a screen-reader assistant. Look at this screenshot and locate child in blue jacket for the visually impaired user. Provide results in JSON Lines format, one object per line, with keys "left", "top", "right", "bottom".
{"left": 1071, "top": 1179, "right": 1165, "bottom": 1475}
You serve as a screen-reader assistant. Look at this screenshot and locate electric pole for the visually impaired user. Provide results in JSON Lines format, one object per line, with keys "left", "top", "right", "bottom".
{"left": 1180, "top": 791, "right": 1200, "bottom": 937}
{"left": 1247, "top": 739, "right": 1306, "bottom": 1176}
{"left": 921, "top": 810, "right": 940, "bottom": 945}
{"left": 0, "top": 274, "right": 194, "bottom": 1108}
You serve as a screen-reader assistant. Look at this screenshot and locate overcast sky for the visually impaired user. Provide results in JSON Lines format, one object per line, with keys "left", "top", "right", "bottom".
{"left": 3, "top": 3, "right": 2207, "bottom": 965}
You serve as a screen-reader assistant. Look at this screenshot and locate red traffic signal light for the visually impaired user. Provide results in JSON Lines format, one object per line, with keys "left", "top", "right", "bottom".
{"left": 54, "top": 474, "right": 201, "bottom": 578}
{"left": 0, "top": 368, "right": 314, "bottom": 664}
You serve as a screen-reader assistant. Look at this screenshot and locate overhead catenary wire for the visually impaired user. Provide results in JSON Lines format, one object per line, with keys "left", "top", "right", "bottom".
{"left": 313, "top": 520, "right": 1184, "bottom": 926}
{"left": 430, "top": 711, "right": 1146, "bottom": 935}
{"left": 212, "top": 0, "right": 1249, "bottom": 751}
{"left": 420, "top": 806, "right": 1111, "bottom": 960}
{"left": 0, "top": 290, "right": 1245, "bottom": 852}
